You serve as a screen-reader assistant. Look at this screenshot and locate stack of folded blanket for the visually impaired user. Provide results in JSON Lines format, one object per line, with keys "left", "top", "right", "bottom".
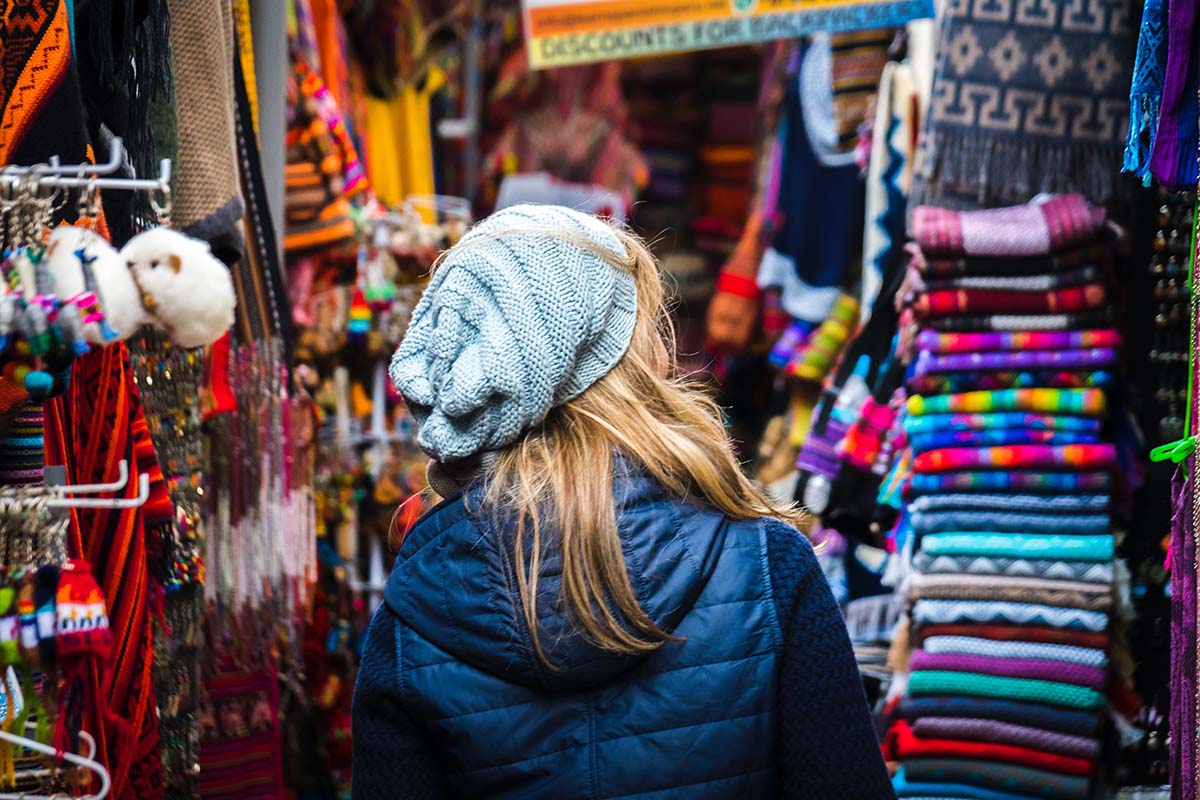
{"left": 886, "top": 195, "right": 1118, "bottom": 800}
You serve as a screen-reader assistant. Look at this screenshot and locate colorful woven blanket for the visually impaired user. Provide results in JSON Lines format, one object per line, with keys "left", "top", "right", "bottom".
{"left": 910, "top": 509, "right": 1111, "bottom": 535}
{"left": 913, "top": 716, "right": 1101, "bottom": 760}
{"left": 917, "top": 265, "right": 1103, "bottom": 293}
{"left": 923, "top": 636, "right": 1106, "bottom": 668}
{"left": 907, "top": 389, "right": 1106, "bottom": 417}
{"left": 909, "top": 429, "right": 1100, "bottom": 455}
{"left": 913, "top": 285, "right": 1107, "bottom": 319}
{"left": 909, "top": 651, "right": 1107, "bottom": 689}
{"left": 892, "top": 767, "right": 1048, "bottom": 800}
{"left": 914, "top": 625, "right": 1109, "bottom": 651}
{"left": 912, "top": 599, "right": 1109, "bottom": 632}
{"left": 906, "top": 670, "right": 1106, "bottom": 709}
{"left": 887, "top": 721, "right": 1095, "bottom": 776}
{"left": 925, "top": 309, "right": 1115, "bottom": 333}
{"left": 910, "top": 197, "right": 1106, "bottom": 257}
{"left": 906, "top": 471, "right": 1112, "bottom": 496}
{"left": 912, "top": 444, "right": 1116, "bottom": 473}
{"left": 916, "top": 329, "right": 1121, "bottom": 355}
{"left": 919, "top": 533, "right": 1114, "bottom": 562}
{"left": 913, "top": 348, "right": 1117, "bottom": 375}
{"left": 912, "top": 554, "right": 1114, "bottom": 584}
{"left": 909, "top": 494, "right": 1109, "bottom": 514}
{"left": 909, "top": 581, "right": 1111, "bottom": 613}
{"left": 907, "top": 370, "right": 1114, "bottom": 396}
{"left": 901, "top": 758, "right": 1091, "bottom": 800}
{"left": 905, "top": 413, "right": 1102, "bottom": 435}
{"left": 912, "top": 242, "right": 1107, "bottom": 279}
{"left": 894, "top": 696, "right": 1103, "bottom": 736}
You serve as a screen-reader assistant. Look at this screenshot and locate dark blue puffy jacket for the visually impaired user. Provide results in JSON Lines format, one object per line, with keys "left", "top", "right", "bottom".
{"left": 352, "top": 468, "right": 893, "bottom": 799}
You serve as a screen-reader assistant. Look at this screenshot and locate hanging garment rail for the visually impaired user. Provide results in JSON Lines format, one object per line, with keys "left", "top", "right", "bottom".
{"left": 0, "top": 137, "right": 171, "bottom": 193}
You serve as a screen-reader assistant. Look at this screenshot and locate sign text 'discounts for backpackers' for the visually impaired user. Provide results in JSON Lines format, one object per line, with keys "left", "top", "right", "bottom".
{"left": 521, "top": 0, "right": 933, "bottom": 69}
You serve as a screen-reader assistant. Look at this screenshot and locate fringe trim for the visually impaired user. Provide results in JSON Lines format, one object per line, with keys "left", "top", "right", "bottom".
{"left": 1122, "top": 95, "right": 1160, "bottom": 182}
{"left": 914, "top": 127, "right": 1124, "bottom": 210}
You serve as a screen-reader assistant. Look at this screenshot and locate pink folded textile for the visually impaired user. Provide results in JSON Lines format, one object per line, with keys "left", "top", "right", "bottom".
{"left": 915, "top": 329, "right": 1121, "bottom": 354}
{"left": 909, "top": 650, "right": 1107, "bottom": 688}
{"left": 913, "top": 443, "right": 1117, "bottom": 473}
{"left": 911, "top": 195, "right": 1106, "bottom": 257}
{"left": 912, "top": 717, "right": 1101, "bottom": 760}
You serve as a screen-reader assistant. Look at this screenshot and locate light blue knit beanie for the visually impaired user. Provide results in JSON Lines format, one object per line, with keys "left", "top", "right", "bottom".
{"left": 389, "top": 204, "right": 638, "bottom": 462}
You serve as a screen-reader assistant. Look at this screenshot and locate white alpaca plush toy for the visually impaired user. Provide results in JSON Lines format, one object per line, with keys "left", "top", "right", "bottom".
{"left": 119, "top": 228, "right": 237, "bottom": 348}
{"left": 42, "top": 226, "right": 236, "bottom": 349}
{"left": 43, "top": 226, "right": 144, "bottom": 344}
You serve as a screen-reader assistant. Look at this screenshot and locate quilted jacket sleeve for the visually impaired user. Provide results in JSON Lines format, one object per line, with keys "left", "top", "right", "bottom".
{"left": 352, "top": 608, "right": 450, "bottom": 800}
{"left": 765, "top": 519, "right": 897, "bottom": 800}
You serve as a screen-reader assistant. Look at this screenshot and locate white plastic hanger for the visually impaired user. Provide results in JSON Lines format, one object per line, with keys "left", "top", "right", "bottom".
{"left": 43, "top": 460, "right": 129, "bottom": 496}
{"left": 0, "top": 727, "right": 111, "bottom": 799}
{"left": 44, "top": 472, "right": 150, "bottom": 510}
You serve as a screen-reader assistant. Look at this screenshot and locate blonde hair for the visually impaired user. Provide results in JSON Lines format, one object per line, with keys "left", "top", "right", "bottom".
{"left": 453, "top": 222, "right": 809, "bottom": 667}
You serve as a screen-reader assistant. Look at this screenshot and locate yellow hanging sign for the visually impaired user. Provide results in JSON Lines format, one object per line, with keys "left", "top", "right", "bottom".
{"left": 522, "top": 0, "right": 932, "bottom": 69}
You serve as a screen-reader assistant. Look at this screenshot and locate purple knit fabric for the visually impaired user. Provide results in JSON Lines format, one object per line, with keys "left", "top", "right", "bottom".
{"left": 914, "top": 348, "right": 1117, "bottom": 376}
{"left": 1170, "top": 471, "right": 1197, "bottom": 799}
{"left": 908, "top": 650, "right": 1106, "bottom": 689}
{"left": 912, "top": 716, "right": 1101, "bottom": 760}
{"left": 1147, "top": 0, "right": 1196, "bottom": 182}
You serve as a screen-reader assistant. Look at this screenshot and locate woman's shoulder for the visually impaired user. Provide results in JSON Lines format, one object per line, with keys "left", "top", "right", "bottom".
{"left": 758, "top": 517, "right": 822, "bottom": 622}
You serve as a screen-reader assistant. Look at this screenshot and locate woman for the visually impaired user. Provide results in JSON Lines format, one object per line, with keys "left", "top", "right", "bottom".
{"left": 353, "top": 205, "right": 894, "bottom": 799}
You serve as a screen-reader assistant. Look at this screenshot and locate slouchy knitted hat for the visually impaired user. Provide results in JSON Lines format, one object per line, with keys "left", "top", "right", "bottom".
{"left": 390, "top": 205, "right": 638, "bottom": 462}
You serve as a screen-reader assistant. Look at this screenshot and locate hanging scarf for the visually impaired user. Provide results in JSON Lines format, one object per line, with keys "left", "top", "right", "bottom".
{"left": 1122, "top": 0, "right": 1168, "bottom": 181}
{"left": 1147, "top": 0, "right": 1199, "bottom": 188}
{"left": 913, "top": 0, "right": 1134, "bottom": 208}
{"left": 44, "top": 344, "right": 172, "bottom": 799}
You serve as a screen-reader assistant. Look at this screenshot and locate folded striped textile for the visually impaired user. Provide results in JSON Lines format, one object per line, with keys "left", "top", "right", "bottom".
{"left": 925, "top": 308, "right": 1114, "bottom": 333}
{"left": 907, "top": 670, "right": 1106, "bottom": 709}
{"left": 910, "top": 509, "right": 1111, "bottom": 535}
{"left": 893, "top": 767, "right": 1046, "bottom": 800}
{"left": 913, "top": 625, "right": 1109, "bottom": 651}
{"left": 887, "top": 721, "right": 1095, "bottom": 776}
{"left": 901, "top": 758, "right": 1091, "bottom": 800}
{"left": 907, "top": 389, "right": 1106, "bottom": 417}
{"left": 918, "top": 534, "right": 1114, "bottom": 562}
{"left": 906, "top": 471, "right": 1112, "bottom": 496}
{"left": 912, "top": 717, "right": 1101, "bottom": 760}
{"left": 907, "top": 370, "right": 1114, "bottom": 396}
{"left": 910, "top": 574, "right": 1111, "bottom": 604}
{"left": 923, "top": 637, "right": 1106, "bottom": 668}
{"left": 894, "top": 696, "right": 1103, "bottom": 737}
{"left": 909, "top": 651, "right": 1107, "bottom": 689}
{"left": 917, "top": 266, "right": 1103, "bottom": 294}
{"left": 913, "top": 285, "right": 1107, "bottom": 319}
{"left": 916, "top": 329, "right": 1121, "bottom": 355}
{"left": 912, "top": 554, "right": 1114, "bottom": 584}
{"left": 909, "top": 430, "right": 1101, "bottom": 455}
{"left": 909, "top": 582, "right": 1111, "bottom": 612}
{"left": 913, "top": 444, "right": 1116, "bottom": 474}
{"left": 906, "top": 413, "right": 1102, "bottom": 435}
{"left": 910, "top": 196, "right": 1105, "bottom": 258}
{"left": 913, "top": 348, "right": 1117, "bottom": 376}
{"left": 911, "top": 600, "right": 1109, "bottom": 632}
{"left": 909, "top": 494, "right": 1110, "bottom": 514}
{"left": 911, "top": 242, "right": 1106, "bottom": 279}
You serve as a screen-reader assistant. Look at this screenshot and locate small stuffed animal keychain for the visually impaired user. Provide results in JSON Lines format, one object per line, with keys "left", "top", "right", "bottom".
{"left": 118, "top": 227, "right": 237, "bottom": 348}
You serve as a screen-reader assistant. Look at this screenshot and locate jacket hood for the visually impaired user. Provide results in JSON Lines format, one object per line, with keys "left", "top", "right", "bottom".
{"left": 383, "top": 465, "right": 729, "bottom": 692}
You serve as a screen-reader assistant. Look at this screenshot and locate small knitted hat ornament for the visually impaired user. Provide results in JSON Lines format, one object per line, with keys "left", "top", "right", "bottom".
{"left": 390, "top": 205, "right": 637, "bottom": 463}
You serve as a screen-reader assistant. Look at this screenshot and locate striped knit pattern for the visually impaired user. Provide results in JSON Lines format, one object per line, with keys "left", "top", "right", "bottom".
{"left": 890, "top": 202, "right": 1119, "bottom": 800}
{"left": 0, "top": 404, "right": 45, "bottom": 486}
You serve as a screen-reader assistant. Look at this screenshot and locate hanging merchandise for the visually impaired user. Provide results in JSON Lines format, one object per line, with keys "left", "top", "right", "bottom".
{"left": 914, "top": 0, "right": 1135, "bottom": 208}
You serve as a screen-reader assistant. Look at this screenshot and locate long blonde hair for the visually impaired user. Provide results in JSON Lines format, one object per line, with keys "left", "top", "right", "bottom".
{"left": 460, "top": 222, "right": 808, "bottom": 667}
